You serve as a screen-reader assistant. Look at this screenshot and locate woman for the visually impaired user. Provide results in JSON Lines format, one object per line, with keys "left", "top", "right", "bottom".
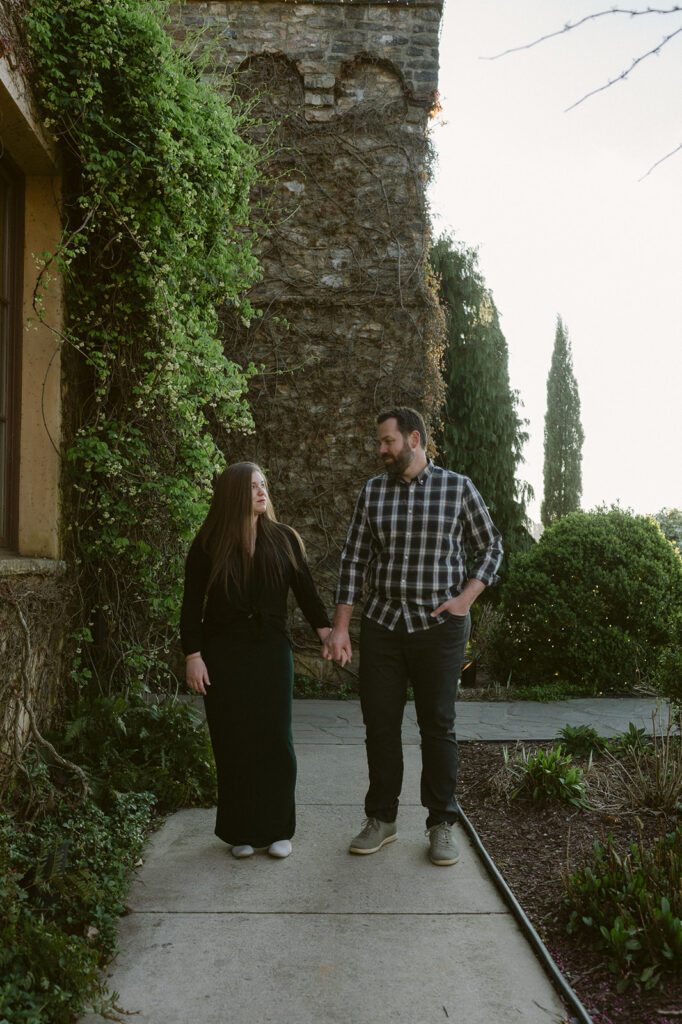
{"left": 181, "top": 462, "right": 331, "bottom": 859}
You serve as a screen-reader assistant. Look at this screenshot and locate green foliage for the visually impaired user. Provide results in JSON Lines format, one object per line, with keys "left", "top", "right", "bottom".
{"left": 654, "top": 628, "right": 682, "bottom": 704}
{"left": 57, "top": 694, "right": 217, "bottom": 812}
{"left": 506, "top": 681, "right": 588, "bottom": 702}
{"left": 652, "top": 507, "right": 682, "bottom": 554}
{"left": 614, "top": 718, "right": 682, "bottom": 813}
{"left": 565, "top": 827, "right": 682, "bottom": 990}
{"left": 23, "top": 0, "right": 262, "bottom": 695}
{"left": 541, "top": 316, "right": 584, "bottom": 528}
{"left": 0, "top": 692, "right": 214, "bottom": 1019}
{"left": 556, "top": 723, "right": 607, "bottom": 758}
{"left": 0, "top": 766, "right": 155, "bottom": 1022}
{"left": 507, "top": 745, "right": 587, "bottom": 806}
{"left": 430, "top": 235, "right": 533, "bottom": 561}
{"left": 293, "top": 673, "right": 358, "bottom": 701}
{"left": 608, "top": 722, "right": 652, "bottom": 757}
{"left": 490, "top": 507, "right": 682, "bottom": 695}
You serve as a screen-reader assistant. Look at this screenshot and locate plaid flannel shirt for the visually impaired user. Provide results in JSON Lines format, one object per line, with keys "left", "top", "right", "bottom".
{"left": 335, "top": 461, "right": 503, "bottom": 632}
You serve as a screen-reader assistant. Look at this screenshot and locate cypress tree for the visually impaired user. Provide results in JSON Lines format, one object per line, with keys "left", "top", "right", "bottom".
{"left": 431, "top": 235, "right": 533, "bottom": 559}
{"left": 541, "top": 316, "right": 584, "bottom": 527}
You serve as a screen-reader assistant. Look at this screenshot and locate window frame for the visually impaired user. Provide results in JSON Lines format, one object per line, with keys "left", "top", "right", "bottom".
{"left": 0, "top": 152, "right": 25, "bottom": 550}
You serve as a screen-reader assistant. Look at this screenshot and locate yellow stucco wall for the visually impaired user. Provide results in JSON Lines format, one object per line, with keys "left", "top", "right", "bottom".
{"left": 1, "top": 59, "right": 64, "bottom": 560}
{"left": 18, "top": 176, "right": 63, "bottom": 558}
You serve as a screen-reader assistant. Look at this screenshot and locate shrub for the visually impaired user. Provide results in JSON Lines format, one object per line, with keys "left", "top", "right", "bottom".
{"left": 506, "top": 745, "right": 587, "bottom": 807}
{"left": 652, "top": 612, "right": 682, "bottom": 704}
{"left": 58, "top": 694, "right": 217, "bottom": 812}
{"left": 0, "top": 777, "right": 155, "bottom": 1022}
{"left": 489, "top": 508, "right": 682, "bottom": 695}
{"left": 556, "top": 723, "right": 607, "bottom": 758}
{"left": 565, "top": 827, "right": 682, "bottom": 990}
{"left": 0, "top": 695, "right": 216, "bottom": 1018}
{"left": 652, "top": 507, "right": 682, "bottom": 553}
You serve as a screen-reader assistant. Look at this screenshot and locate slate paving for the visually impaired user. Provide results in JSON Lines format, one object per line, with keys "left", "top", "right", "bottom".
{"left": 293, "top": 695, "right": 668, "bottom": 744}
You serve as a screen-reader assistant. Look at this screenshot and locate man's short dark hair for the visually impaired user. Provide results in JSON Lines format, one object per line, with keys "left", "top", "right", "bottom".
{"left": 377, "top": 408, "right": 427, "bottom": 449}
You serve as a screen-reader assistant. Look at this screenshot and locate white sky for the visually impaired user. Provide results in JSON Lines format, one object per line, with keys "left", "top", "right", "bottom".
{"left": 428, "top": 0, "right": 682, "bottom": 522}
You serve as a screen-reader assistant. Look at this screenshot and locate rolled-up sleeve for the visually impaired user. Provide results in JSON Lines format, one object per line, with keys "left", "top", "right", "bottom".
{"left": 335, "top": 485, "right": 374, "bottom": 605}
{"left": 462, "top": 479, "right": 503, "bottom": 586}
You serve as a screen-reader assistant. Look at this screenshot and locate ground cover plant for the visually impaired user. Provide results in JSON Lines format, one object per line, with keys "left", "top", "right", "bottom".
{"left": 502, "top": 744, "right": 588, "bottom": 807}
{"left": 0, "top": 696, "right": 215, "bottom": 1022}
{"left": 458, "top": 714, "right": 682, "bottom": 1024}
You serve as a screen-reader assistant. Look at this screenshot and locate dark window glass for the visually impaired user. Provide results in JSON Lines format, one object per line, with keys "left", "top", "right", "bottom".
{"left": 0, "top": 155, "right": 24, "bottom": 548}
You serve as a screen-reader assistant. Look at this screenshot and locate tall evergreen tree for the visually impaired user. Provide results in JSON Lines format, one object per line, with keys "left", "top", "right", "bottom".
{"left": 431, "top": 235, "right": 533, "bottom": 558}
{"left": 541, "top": 316, "right": 584, "bottom": 527}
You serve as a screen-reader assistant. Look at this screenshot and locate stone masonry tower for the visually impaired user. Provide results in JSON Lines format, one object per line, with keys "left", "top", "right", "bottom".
{"left": 172, "top": 0, "right": 445, "bottom": 661}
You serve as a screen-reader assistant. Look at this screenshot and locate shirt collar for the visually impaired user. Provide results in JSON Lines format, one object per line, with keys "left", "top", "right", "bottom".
{"left": 394, "top": 458, "right": 434, "bottom": 486}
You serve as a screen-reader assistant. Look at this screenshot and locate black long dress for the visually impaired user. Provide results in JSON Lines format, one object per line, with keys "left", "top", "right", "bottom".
{"left": 180, "top": 526, "right": 329, "bottom": 847}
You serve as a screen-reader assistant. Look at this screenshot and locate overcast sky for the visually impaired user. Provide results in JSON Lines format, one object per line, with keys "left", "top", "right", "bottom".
{"left": 429, "top": 0, "right": 682, "bottom": 522}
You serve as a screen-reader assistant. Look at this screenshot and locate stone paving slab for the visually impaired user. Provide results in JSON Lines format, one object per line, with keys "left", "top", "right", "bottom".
{"left": 122, "top": 804, "right": 504, "bottom": 916}
{"left": 292, "top": 697, "right": 668, "bottom": 744}
{"left": 294, "top": 742, "right": 414, "bottom": 805}
{"left": 87, "top": 912, "right": 567, "bottom": 1024}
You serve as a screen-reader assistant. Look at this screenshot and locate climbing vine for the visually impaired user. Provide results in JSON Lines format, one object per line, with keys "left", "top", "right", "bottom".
{"left": 22, "top": 0, "right": 263, "bottom": 695}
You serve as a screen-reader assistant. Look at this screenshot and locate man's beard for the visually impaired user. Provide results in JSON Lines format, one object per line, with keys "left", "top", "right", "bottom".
{"left": 382, "top": 439, "right": 414, "bottom": 476}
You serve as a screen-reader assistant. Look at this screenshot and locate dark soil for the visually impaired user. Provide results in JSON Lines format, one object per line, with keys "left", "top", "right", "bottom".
{"left": 457, "top": 742, "right": 682, "bottom": 1024}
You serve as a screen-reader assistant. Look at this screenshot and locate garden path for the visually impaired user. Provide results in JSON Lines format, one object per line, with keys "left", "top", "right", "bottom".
{"left": 80, "top": 697, "right": 663, "bottom": 1024}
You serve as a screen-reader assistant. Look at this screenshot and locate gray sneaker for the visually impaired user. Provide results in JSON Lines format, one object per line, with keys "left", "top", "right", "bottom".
{"left": 426, "top": 822, "right": 460, "bottom": 866}
{"left": 349, "top": 817, "right": 397, "bottom": 855}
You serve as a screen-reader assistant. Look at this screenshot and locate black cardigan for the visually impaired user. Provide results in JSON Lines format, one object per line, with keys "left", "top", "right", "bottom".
{"left": 180, "top": 525, "right": 330, "bottom": 656}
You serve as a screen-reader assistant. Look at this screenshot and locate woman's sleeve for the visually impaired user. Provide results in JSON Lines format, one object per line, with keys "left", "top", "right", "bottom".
{"left": 180, "top": 537, "right": 211, "bottom": 655}
{"left": 287, "top": 532, "right": 331, "bottom": 632}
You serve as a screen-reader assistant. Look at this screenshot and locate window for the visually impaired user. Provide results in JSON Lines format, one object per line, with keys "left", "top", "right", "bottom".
{"left": 0, "top": 154, "right": 24, "bottom": 549}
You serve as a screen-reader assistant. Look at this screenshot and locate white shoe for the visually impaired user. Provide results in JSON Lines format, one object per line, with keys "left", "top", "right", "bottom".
{"left": 231, "top": 844, "right": 254, "bottom": 858}
{"left": 267, "top": 839, "right": 292, "bottom": 858}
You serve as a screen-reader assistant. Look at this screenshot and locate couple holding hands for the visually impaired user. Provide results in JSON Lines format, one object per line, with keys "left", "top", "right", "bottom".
{"left": 181, "top": 408, "right": 502, "bottom": 866}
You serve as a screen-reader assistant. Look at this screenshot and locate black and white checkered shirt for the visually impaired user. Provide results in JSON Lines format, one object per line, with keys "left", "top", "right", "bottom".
{"left": 335, "top": 461, "right": 503, "bottom": 632}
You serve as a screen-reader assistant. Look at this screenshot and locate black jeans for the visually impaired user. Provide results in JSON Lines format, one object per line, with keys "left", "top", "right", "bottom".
{"left": 359, "top": 613, "right": 470, "bottom": 828}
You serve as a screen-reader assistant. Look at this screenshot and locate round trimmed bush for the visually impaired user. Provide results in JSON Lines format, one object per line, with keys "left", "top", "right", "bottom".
{"left": 490, "top": 508, "right": 682, "bottom": 695}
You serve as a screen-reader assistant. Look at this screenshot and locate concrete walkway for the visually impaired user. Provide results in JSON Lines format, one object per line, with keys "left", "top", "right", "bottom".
{"left": 83, "top": 698, "right": 665, "bottom": 1024}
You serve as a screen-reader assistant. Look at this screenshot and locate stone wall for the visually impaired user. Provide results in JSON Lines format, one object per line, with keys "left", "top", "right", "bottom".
{"left": 172, "top": 0, "right": 445, "bottom": 663}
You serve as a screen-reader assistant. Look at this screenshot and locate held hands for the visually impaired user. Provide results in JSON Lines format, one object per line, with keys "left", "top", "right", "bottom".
{"left": 186, "top": 653, "right": 210, "bottom": 696}
{"left": 322, "top": 627, "right": 353, "bottom": 667}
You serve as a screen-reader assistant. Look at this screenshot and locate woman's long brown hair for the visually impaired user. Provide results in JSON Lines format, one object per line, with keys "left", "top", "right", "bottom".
{"left": 197, "top": 462, "right": 304, "bottom": 594}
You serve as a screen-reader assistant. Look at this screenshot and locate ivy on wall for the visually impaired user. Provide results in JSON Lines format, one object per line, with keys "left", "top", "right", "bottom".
{"left": 23, "top": 0, "right": 263, "bottom": 694}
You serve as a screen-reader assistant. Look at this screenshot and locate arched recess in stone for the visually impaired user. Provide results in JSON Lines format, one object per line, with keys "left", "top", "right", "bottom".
{"left": 335, "top": 55, "right": 407, "bottom": 119}
{"left": 233, "top": 52, "right": 304, "bottom": 117}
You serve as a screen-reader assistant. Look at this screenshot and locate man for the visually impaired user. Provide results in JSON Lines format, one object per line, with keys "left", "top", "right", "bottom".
{"left": 323, "top": 408, "right": 502, "bottom": 866}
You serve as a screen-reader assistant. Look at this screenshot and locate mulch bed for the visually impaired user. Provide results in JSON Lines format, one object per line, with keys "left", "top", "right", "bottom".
{"left": 457, "top": 742, "right": 682, "bottom": 1024}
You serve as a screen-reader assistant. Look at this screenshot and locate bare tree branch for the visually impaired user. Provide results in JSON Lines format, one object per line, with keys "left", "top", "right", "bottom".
{"left": 483, "top": 6, "right": 682, "bottom": 174}
{"left": 484, "top": 7, "right": 682, "bottom": 61}
{"left": 564, "top": 23, "right": 682, "bottom": 111}
{"left": 639, "top": 140, "right": 682, "bottom": 178}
